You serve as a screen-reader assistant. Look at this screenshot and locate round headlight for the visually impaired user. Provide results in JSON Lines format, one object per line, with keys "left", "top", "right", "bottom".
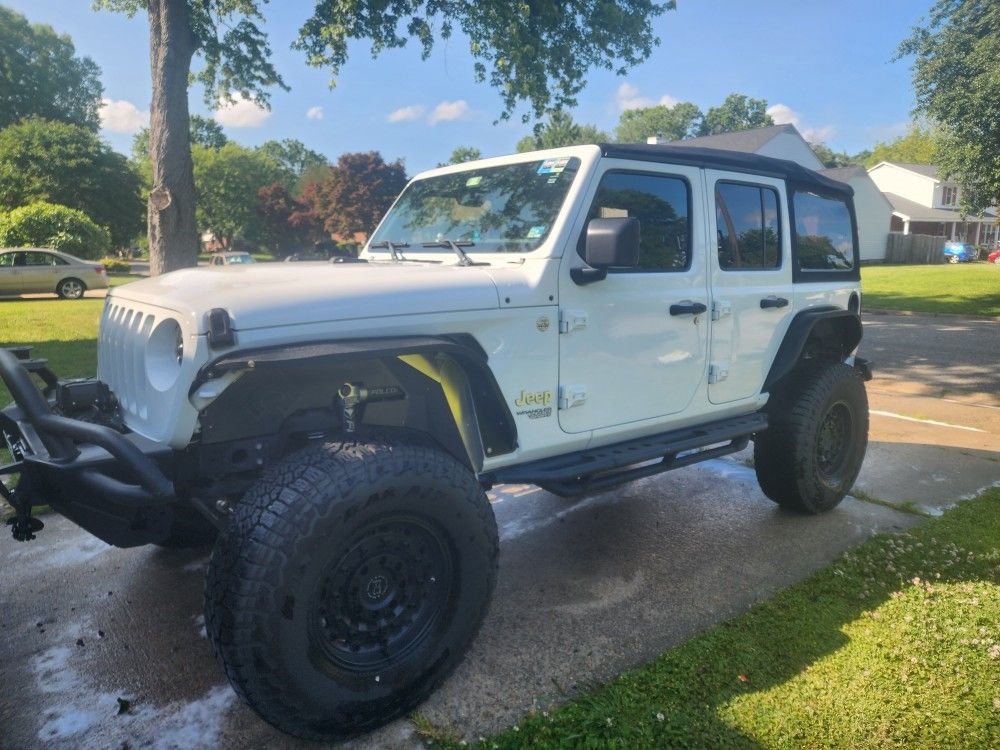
{"left": 146, "top": 318, "right": 183, "bottom": 392}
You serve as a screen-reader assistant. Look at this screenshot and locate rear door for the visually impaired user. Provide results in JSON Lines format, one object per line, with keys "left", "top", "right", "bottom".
{"left": 0, "top": 252, "right": 20, "bottom": 293}
{"left": 558, "top": 162, "right": 709, "bottom": 434}
{"left": 706, "top": 172, "right": 794, "bottom": 404}
{"left": 23, "top": 251, "right": 61, "bottom": 293}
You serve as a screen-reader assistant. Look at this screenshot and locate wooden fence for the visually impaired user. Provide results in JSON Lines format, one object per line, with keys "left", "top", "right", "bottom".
{"left": 884, "top": 233, "right": 945, "bottom": 264}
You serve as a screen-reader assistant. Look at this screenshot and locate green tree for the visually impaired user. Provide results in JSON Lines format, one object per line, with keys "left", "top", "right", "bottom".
{"left": 899, "top": 0, "right": 1000, "bottom": 214}
{"left": 0, "top": 119, "right": 144, "bottom": 247}
{"left": 95, "top": 0, "right": 673, "bottom": 275}
{"left": 0, "top": 7, "right": 103, "bottom": 131}
{"left": 863, "top": 127, "right": 938, "bottom": 168}
{"left": 0, "top": 201, "right": 112, "bottom": 259}
{"left": 697, "top": 93, "right": 773, "bottom": 136}
{"left": 258, "top": 139, "right": 329, "bottom": 185}
{"left": 192, "top": 142, "right": 284, "bottom": 248}
{"left": 439, "top": 146, "right": 483, "bottom": 166}
{"left": 614, "top": 101, "right": 701, "bottom": 143}
{"left": 132, "top": 114, "right": 229, "bottom": 164}
{"left": 516, "top": 111, "right": 611, "bottom": 152}
{"left": 811, "top": 142, "right": 859, "bottom": 169}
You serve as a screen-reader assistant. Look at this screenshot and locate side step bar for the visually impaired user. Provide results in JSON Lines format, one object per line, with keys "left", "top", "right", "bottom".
{"left": 487, "top": 412, "right": 767, "bottom": 497}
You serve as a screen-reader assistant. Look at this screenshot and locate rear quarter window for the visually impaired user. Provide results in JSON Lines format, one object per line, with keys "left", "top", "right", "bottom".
{"left": 792, "top": 191, "right": 856, "bottom": 271}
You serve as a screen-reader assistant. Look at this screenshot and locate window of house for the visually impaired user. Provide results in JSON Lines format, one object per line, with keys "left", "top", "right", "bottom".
{"left": 715, "top": 182, "right": 781, "bottom": 270}
{"left": 792, "top": 191, "right": 855, "bottom": 271}
{"left": 942, "top": 185, "right": 958, "bottom": 206}
{"left": 582, "top": 171, "right": 691, "bottom": 271}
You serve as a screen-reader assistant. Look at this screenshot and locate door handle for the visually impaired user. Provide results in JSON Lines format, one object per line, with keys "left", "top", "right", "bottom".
{"left": 760, "top": 296, "right": 789, "bottom": 309}
{"left": 669, "top": 301, "right": 707, "bottom": 316}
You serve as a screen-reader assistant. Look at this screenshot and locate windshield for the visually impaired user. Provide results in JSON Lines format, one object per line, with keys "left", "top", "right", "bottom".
{"left": 369, "top": 157, "right": 582, "bottom": 254}
{"left": 226, "top": 254, "right": 255, "bottom": 264}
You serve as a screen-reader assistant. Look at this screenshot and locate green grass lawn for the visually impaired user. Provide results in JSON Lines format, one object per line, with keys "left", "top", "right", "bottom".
{"left": 426, "top": 488, "right": 1000, "bottom": 749}
{"left": 861, "top": 263, "right": 1000, "bottom": 317}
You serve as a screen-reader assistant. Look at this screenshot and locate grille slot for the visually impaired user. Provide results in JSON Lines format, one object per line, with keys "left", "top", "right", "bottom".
{"left": 98, "top": 301, "right": 157, "bottom": 419}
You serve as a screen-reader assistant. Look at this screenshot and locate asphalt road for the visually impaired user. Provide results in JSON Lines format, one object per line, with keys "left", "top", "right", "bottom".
{"left": 1, "top": 313, "right": 997, "bottom": 749}
{"left": 860, "top": 311, "right": 999, "bottom": 400}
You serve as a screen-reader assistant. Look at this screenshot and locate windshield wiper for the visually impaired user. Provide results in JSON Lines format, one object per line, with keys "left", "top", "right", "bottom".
{"left": 369, "top": 240, "right": 408, "bottom": 261}
{"left": 421, "top": 239, "right": 489, "bottom": 266}
{"left": 368, "top": 240, "right": 443, "bottom": 263}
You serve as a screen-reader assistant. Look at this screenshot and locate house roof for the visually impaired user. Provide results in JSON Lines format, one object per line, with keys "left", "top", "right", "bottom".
{"left": 819, "top": 165, "right": 867, "bottom": 182}
{"left": 599, "top": 143, "right": 853, "bottom": 197}
{"left": 883, "top": 192, "right": 997, "bottom": 221}
{"left": 887, "top": 162, "right": 939, "bottom": 178}
{"left": 663, "top": 124, "right": 796, "bottom": 152}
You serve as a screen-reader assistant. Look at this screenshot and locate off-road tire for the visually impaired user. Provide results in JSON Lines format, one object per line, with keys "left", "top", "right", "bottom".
{"left": 56, "top": 277, "right": 86, "bottom": 299}
{"left": 204, "top": 435, "right": 499, "bottom": 741}
{"left": 754, "top": 361, "right": 868, "bottom": 514}
{"left": 153, "top": 505, "right": 219, "bottom": 549}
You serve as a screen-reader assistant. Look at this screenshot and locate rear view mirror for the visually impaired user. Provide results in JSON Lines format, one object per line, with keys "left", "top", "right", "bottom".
{"left": 572, "top": 217, "right": 640, "bottom": 285}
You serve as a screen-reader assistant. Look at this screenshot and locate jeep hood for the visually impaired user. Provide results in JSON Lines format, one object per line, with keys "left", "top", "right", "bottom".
{"left": 110, "top": 262, "right": 502, "bottom": 332}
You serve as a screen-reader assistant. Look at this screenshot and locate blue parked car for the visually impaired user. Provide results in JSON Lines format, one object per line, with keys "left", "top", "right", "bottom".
{"left": 943, "top": 241, "right": 978, "bottom": 263}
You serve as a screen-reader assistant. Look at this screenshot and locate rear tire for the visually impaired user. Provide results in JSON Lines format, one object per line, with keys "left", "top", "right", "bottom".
{"left": 204, "top": 436, "right": 498, "bottom": 741}
{"left": 754, "top": 361, "right": 868, "bottom": 514}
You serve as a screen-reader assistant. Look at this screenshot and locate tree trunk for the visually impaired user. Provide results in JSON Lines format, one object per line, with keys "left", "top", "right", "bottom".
{"left": 146, "top": 0, "right": 199, "bottom": 276}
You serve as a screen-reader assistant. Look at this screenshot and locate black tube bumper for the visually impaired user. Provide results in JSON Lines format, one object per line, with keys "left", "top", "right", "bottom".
{"left": 1, "top": 347, "right": 178, "bottom": 546}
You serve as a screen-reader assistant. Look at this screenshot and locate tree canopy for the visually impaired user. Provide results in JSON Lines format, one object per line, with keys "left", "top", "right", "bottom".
{"left": 440, "top": 146, "right": 483, "bottom": 166}
{"left": 516, "top": 111, "right": 611, "bottom": 152}
{"left": 899, "top": 0, "right": 1000, "bottom": 213}
{"left": 863, "top": 126, "right": 937, "bottom": 169}
{"left": 300, "top": 152, "right": 408, "bottom": 241}
{"left": 0, "top": 201, "right": 112, "bottom": 259}
{"left": 132, "top": 115, "right": 229, "bottom": 164}
{"left": 0, "top": 119, "right": 144, "bottom": 247}
{"left": 697, "top": 93, "right": 773, "bottom": 137}
{"left": 258, "top": 139, "right": 329, "bottom": 185}
{"left": 0, "top": 7, "right": 103, "bottom": 131}
{"left": 614, "top": 101, "right": 701, "bottom": 143}
{"left": 192, "top": 141, "right": 286, "bottom": 248}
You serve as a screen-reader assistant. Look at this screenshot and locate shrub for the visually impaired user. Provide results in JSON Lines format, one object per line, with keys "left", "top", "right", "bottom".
{"left": 0, "top": 201, "right": 111, "bottom": 259}
{"left": 99, "top": 257, "right": 131, "bottom": 273}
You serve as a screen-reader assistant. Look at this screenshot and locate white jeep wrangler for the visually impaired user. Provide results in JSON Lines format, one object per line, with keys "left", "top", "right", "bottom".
{"left": 2, "top": 143, "right": 871, "bottom": 740}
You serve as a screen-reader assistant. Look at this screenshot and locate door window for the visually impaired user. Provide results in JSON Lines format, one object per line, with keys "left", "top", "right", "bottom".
{"left": 24, "top": 252, "right": 60, "bottom": 266}
{"left": 715, "top": 182, "right": 781, "bottom": 270}
{"left": 0, "top": 253, "right": 15, "bottom": 267}
{"left": 582, "top": 171, "right": 691, "bottom": 271}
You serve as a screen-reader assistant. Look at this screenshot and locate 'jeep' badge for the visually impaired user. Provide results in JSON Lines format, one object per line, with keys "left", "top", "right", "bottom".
{"left": 536, "top": 316, "right": 550, "bottom": 332}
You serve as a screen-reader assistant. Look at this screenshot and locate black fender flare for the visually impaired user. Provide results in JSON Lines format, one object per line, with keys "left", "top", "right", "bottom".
{"left": 763, "top": 307, "right": 862, "bottom": 392}
{"left": 191, "top": 334, "right": 517, "bottom": 470}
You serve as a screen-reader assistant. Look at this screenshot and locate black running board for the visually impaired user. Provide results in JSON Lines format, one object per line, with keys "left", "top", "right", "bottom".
{"left": 486, "top": 412, "right": 767, "bottom": 497}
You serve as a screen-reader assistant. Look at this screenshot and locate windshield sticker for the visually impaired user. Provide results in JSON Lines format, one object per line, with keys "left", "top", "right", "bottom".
{"left": 526, "top": 225, "right": 546, "bottom": 239}
{"left": 538, "top": 157, "right": 570, "bottom": 175}
{"left": 465, "top": 175, "right": 483, "bottom": 187}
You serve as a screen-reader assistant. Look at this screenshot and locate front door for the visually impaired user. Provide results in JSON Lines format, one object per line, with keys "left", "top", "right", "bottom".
{"left": 706, "top": 172, "right": 794, "bottom": 404}
{"left": 558, "top": 163, "right": 709, "bottom": 434}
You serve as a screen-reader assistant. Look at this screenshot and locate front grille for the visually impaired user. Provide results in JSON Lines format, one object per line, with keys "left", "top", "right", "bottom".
{"left": 97, "top": 301, "right": 157, "bottom": 420}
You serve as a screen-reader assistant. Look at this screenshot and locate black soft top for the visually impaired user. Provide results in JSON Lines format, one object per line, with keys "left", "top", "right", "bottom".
{"left": 599, "top": 143, "right": 854, "bottom": 198}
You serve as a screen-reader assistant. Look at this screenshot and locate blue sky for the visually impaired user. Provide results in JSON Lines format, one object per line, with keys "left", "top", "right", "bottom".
{"left": 6, "top": 0, "right": 930, "bottom": 174}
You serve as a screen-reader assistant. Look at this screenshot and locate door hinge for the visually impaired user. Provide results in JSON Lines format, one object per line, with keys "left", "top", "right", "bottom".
{"left": 708, "top": 364, "right": 729, "bottom": 384}
{"left": 558, "top": 309, "right": 588, "bottom": 334}
{"left": 711, "top": 300, "right": 732, "bottom": 321}
{"left": 558, "top": 384, "right": 587, "bottom": 410}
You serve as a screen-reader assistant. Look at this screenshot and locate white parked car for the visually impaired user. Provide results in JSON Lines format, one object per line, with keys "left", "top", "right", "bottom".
{"left": 0, "top": 248, "right": 109, "bottom": 298}
{"left": 1, "top": 144, "right": 871, "bottom": 740}
{"left": 209, "top": 251, "right": 255, "bottom": 266}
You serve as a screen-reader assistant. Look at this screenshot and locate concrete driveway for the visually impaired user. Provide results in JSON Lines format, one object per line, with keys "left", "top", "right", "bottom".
{"left": 1, "top": 313, "right": 997, "bottom": 749}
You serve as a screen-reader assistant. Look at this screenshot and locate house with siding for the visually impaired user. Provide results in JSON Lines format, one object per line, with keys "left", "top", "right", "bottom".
{"left": 866, "top": 161, "right": 999, "bottom": 248}
{"left": 652, "top": 124, "right": 893, "bottom": 262}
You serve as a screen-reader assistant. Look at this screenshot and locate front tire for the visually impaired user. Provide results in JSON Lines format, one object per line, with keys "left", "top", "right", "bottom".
{"left": 56, "top": 277, "right": 86, "bottom": 299}
{"left": 754, "top": 361, "right": 868, "bottom": 514}
{"left": 204, "top": 436, "right": 498, "bottom": 741}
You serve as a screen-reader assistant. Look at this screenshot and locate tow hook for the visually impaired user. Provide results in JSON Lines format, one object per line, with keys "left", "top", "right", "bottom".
{"left": 338, "top": 382, "right": 405, "bottom": 433}
{"left": 1, "top": 478, "right": 43, "bottom": 542}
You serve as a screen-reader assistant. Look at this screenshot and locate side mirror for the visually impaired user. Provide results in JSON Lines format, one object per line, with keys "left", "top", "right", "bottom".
{"left": 573, "top": 217, "right": 640, "bottom": 285}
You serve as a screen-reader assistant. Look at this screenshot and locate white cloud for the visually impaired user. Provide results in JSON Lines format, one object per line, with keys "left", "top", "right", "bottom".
{"left": 428, "top": 99, "right": 470, "bottom": 124}
{"left": 306, "top": 106, "right": 324, "bottom": 121}
{"left": 387, "top": 105, "right": 426, "bottom": 123}
{"left": 214, "top": 94, "right": 271, "bottom": 128}
{"left": 99, "top": 98, "right": 148, "bottom": 133}
{"left": 615, "top": 83, "right": 679, "bottom": 112}
{"left": 767, "top": 103, "right": 835, "bottom": 143}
